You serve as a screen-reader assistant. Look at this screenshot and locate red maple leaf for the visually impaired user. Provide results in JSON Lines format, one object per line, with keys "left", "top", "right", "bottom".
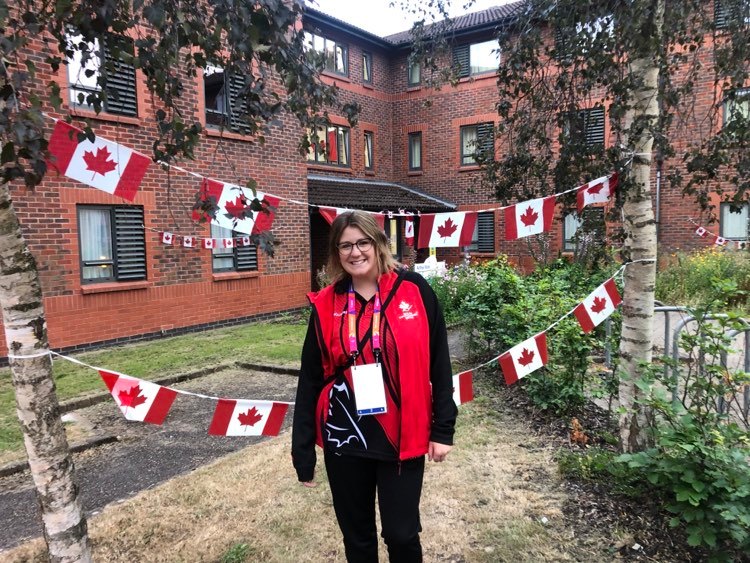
{"left": 437, "top": 218, "right": 458, "bottom": 239}
{"left": 118, "top": 384, "right": 147, "bottom": 409}
{"left": 590, "top": 296, "right": 608, "bottom": 314}
{"left": 517, "top": 348, "right": 535, "bottom": 366}
{"left": 83, "top": 146, "right": 117, "bottom": 179}
{"left": 224, "top": 195, "right": 246, "bottom": 220}
{"left": 587, "top": 183, "right": 603, "bottom": 195}
{"left": 519, "top": 206, "right": 539, "bottom": 227}
{"left": 238, "top": 406, "right": 263, "bottom": 427}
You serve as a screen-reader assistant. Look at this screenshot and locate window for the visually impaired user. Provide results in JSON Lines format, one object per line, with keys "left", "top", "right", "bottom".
{"left": 408, "top": 59, "right": 421, "bottom": 86}
{"left": 385, "top": 218, "right": 400, "bottom": 258}
{"left": 563, "top": 208, "right": 605, "bottom": 252}
{"left": 362, "top": 52, "right": 372, "bottom": 83}
{"left": 453, "top": 40, "right": 500, "bottom": 78}
{"left": 78, "top": 205, "right": 146, "bottom": 283}
{"left": 364, "top": 131, "right": 374, "bottom": 170}
{"left": 210, "top": 224, "right": 258, "bottom": 272}
{"left": 723, "top": 87, "right": 750, "bottom": 125}
{"left": 307, "top": 125, "right": 350, "bottom": 166}
{"left": 720, "top": 202, "right": 748, "bottom": 240}
{"left": 66, "top": 32, "right": 137, "bottom": 116}
{"left": 469, "top": 212, "right": 495, "bottom": 253}
{"left": 555, "top": 15, "right": 614, "bottom": 59}
{"left": 562, "top": 106, "right": 606, "bottom": 150}
{"left": 304, "top": 31, "right": 348, "bottom": 75}
{"left": 715, "top": 0, "right": 750, "bottom": 28}
{"left": 408, "top": 132, "right": 422, "bottom": 170}
{"left": 203, "top": 64, "right": 251, "bottom": 134}
{"left": 461, "top": 123, "right": 495, "bottom": 166}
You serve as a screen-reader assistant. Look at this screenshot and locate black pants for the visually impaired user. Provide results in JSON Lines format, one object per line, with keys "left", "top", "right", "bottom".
{"left": 324, "top": 451, "right": 425, "bottom": 563}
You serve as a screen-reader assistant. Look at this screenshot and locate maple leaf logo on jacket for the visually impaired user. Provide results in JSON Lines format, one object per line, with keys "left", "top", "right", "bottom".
{"left": 83, "top": 146, "right": 117, "bottom": 179}
{"left": 520, "top": 206, "right": 539, "bottom": 227}
{"left": 517, "top": 348, "right": 535, "bottom": 366}
{"left": 590, "top": 296, "right": 607, "bottom": 314}
{"left": 437, "top": 218, "right": 458, "bottom": 240}
{"left": 118, "top": 384, "right": 148, "bottom": 409}
{"left": 238, "top": 406, "right": 264, "bottom": 428}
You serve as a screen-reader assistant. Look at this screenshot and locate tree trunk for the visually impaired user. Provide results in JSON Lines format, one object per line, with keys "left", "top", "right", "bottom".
{"left": 0, "top": 184, "right": 91, "bottom": 562}
{"left": 617, "top": 0, "right": 663, "bottom": 453}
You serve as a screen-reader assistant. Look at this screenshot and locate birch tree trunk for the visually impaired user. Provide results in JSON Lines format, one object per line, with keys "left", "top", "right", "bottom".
{"left": 0, "top": 184, "right": 91, "bottom": 562}
{"left": 617, "top": 0, "right": 663, "bottom": 452}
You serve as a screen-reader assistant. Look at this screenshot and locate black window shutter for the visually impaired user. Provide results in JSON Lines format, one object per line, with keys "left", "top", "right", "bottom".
{"left": 113, "top": 206, "right": 146, "bottom": 280}
{"left": 228, "top": 73, "right": 251, "bottom": 134}
{"left": 554, "top": 27, "right": 569, "bottom": 59}
{"left": 715, "top": 0, "right": 748, "bottom": 28}
{"left": 235, "top": 242, "right": 258, "bottom": 271}
{"left": 453, "top": 44, "right": 470, "bottom": 77}
{"left": 477, "top": 212, "right": 495, "bottom": 253}
{"left": 477, "top": 122, "right": 495, "bottom": 161}
{"left": 102, "top": 35, "right": 138, "bottom": 117}
{"left": 585, "top": 106, "right": 605, "bottom": 147}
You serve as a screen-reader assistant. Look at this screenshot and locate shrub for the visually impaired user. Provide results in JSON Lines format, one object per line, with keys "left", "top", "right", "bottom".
{"left": 428, "top": 262, "right": 488, "bottom": 325}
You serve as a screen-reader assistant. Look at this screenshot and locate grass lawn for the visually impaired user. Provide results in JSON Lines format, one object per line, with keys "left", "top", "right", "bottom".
{"left": 0, "top": 319, "right": 307, "bottom": 458}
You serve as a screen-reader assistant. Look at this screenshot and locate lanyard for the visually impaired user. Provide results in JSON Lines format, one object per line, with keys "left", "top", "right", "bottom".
{"left": 346, "top": 283, "right": 381, "bottom": 359}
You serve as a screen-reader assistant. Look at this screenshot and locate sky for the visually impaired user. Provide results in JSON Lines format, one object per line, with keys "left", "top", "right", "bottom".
{"left": 305, "top": 0, "right": 514, "bottom": 37}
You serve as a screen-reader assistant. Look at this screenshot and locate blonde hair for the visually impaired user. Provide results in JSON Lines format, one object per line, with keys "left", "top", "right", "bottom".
{"left": 326, "top": 211, "right": 399, "bottom": 283}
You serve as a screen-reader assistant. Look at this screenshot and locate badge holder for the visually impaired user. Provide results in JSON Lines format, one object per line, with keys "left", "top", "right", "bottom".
{"left": 351, "top": 357, "right": 387, "bottom": 416}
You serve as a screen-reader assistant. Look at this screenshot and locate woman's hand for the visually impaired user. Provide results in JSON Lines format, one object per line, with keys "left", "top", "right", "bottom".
{"left": 428, "top": 441, "right": 452, "bottom": 462}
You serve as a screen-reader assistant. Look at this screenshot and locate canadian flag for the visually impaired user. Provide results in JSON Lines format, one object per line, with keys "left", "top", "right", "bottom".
{"left": 504, "top": 196, "right": 556, "bottom": 240}
{"left": 240, "top": 235, "right": 251, "bottom": 246}
{"left": 573, "top": 278, "right": 622, "bottom": 333}
{"left": 47, "top": 120, "right": 150, "bottom": 202}
{"left": 183, "top": 236, "right": 195, "bottom": 248}
{"left": 195, "top": 178, "right": 280, "bottom": 235}
{"left": 223, "top": 237, "right": 235, "bottom": 249}
{"left": 404, "top": 217, "right": 415, "bottom": 246}
{"left": 452, "top": 370, "right": 474, "bottom": 406}
{"left": 208, "top": 399, "right": 289, "bottom": 436}
{"left": 576, "top": 173, "right": 618, "bottom": 212}
{"left": 499, "top": 333, "right": 548, "bottom": 385}
{"left": 98, "top": 370, "right": 177, "bottom": 424}
{"left": 319, "top": 207, "right": 386, "bottom": 229}
{"left": 695, "top": 226, "right": 708, "bottom": 237}
{"left": 203, "top": 238, "right": 216, "bottom": 249}
{"left": 161, "top": 232, "right": 173, "bottom": 245}
{"left": 736, "top": 240, "right": 747, "bottom": 250}
{"left": 418, "top": 212, "right": 477, "bottom": 248}
{"left": 714, "top": 236, "right": 728, "bottom": 246}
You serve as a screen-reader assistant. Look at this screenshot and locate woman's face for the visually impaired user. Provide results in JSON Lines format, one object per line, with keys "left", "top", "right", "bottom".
{"left": 337, "top": 226, "right": 378, "bottom": 282}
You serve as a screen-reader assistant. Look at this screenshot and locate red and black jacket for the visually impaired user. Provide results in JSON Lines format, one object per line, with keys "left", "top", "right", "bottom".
{"left": 292, "top": 269, "right": 457, "bottom": 482}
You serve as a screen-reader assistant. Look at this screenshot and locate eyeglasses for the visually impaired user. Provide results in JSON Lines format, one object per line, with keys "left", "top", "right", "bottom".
{"left": 337, "top": 238, "right": 373, "bottom": 254}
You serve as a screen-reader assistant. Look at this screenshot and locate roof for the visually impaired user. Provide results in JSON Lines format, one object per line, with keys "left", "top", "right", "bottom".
{"left": 307, "top": 174, "right": 456, "bottom": 213}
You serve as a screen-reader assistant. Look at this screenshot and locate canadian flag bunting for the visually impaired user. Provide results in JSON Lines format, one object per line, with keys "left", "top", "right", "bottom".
{"left": 47, "top": 120, "right": 150, "bottom": 202}
{"left": 319, "top": 207, "right": 385, "bottom": 229}
{"left": 203, "top": 238, "right": 216, "bottom": 249}
{"left": 98, "top": 370, "right": 177, "bottom": 424}
{"left": 161, "top": 232, "right": 173, "bottom": 245}
{"left": 452, "top": 370, "right": 474, "bottom": 406}
{"left": 573, "top": 278, "right": 622, "bottom": 333}
{"left": 223, "top": 237, "right": 235, "bottom": 249}
{"left": 576, "top": 173, "right": 618, "bottom": 212}
{"left": 183, "top": 236, "right": 195, "bottom": 248}
{"left": 504, "top": 196, "right": 556, "bottom": 240}
{"left": 196, "top": 178, "right": 280, "bottom": 235}
{"left": 418, "top": 212, "right": 477, "bottom": 248}
{"left": 499, "top": 333, "right": 548, "bottom": 385}
{"left": 208, "top": 399, "right": 289, "bottom": 436}
{"left": 241, "top": 236, "right": 251, "bottom": 247}
{"left": 714, "top": 236, "right": 728, "bottom": 247}
{"left": 404, "top": 218, "right": 415, "bottom": 246}
{"left": 695, "top": 226, "right": 708, "bottom": 237}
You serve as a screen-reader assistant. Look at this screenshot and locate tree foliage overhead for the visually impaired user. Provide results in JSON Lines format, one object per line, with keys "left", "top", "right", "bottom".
{"left": 0, "top": 0, "right": 358, "bottom": 189}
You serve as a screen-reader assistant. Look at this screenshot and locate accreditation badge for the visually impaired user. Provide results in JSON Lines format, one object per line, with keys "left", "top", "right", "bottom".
{"left": 351, "top": 362, "right": 387, "bottom": 415}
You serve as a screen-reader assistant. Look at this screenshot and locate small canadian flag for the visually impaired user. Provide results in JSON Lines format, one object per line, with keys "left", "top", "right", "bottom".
{"left": 499, "top": 333, "right": 548, "bottom": 385}
{"left": 183, "top": 236, "right": 195, "bottom": 248}
{"left": 203, "top": 238, "right": 216, "bottom": 249}
{"left": 695, "top": 226, "right": 708, "bottom": 237}
{"left": 576, "top": 173, "right": 617, "bottom": 212}
{"left": 404, "top": 218, "right": 415, "bottom": 246}
{"left": 714, "top": 236, "right": 728, "bottom": 247}
{"left": 98, "top": 370, "right": 178, "bottom": 424}
{"left": 573, "top": 278, "right": 622, "bottom": 333}
{"left": 240, "top": 236, "right": 251, "bottom": 246}
{"left": 161, "top": 232, "right": 173, "bottom": 245}
{"left": 452, "top": 370, "right": 474, "bottom": 406}
{"left": 208, "top": 399, "right": 289, "bottom": 436}
{"left": 504, "top": 196, "right": 556, "bottom": 240}
{"left": 418, "top": 211, "right": 477, "bottom": 248}
{"left": 223, "top": 238, "right": 235, "bottom": 249}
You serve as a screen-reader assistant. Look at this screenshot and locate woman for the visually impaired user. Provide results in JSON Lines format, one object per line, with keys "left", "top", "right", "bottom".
{"left": 292, "top": 210, "right": 457, "bottom": 562}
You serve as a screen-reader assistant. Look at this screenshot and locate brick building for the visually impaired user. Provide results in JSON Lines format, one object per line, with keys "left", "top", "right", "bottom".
{"left": 2, "top": 1, "right": 747, "bottom": 357}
